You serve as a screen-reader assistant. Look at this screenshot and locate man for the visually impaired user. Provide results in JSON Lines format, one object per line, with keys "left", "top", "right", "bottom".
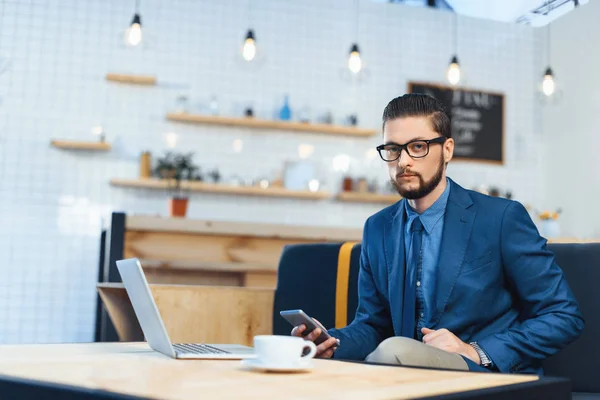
{"left": 292, "top": 93, "right": 584, "bottom": 374}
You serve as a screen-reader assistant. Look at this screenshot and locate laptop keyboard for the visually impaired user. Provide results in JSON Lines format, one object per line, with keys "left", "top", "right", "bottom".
{"left": 173, "top": 343, "right": 231, "bottom": 355}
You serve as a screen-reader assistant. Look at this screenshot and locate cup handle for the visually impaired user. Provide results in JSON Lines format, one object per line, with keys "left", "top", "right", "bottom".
{"left": 301, "top": 341, "right": 317, "bottom": 359}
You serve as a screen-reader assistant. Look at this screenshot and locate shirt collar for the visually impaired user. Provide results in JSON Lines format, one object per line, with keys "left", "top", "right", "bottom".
{"left": 405, "top": 178, "right": 451, "bottom": 234}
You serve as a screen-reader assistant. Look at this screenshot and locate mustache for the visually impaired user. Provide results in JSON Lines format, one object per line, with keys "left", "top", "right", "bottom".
{"left": 396, "top": 169, "right": 421, "bottom": 179}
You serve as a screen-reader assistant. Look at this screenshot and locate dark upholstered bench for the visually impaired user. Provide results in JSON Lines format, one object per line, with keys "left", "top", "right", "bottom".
{"left": 273, "top": 241, "right": 600, "bottom": 398}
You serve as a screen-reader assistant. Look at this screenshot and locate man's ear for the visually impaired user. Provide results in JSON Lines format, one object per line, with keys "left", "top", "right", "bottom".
{"left": 444, "top": 138, "right": 454, "bottom": 163}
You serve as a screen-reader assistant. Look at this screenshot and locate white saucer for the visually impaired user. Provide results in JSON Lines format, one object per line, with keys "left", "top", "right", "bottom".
{"left": 240, "top": 358, "right": 314, "bottom": 372}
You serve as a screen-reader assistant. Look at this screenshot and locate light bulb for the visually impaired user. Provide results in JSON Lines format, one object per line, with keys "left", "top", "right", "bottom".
{"left": 447, "top": 56, "right": 460, "bottom": 86}
{"left": 127, "top": 24, "right": 142, "bottom": 46}
{"left": 348, "top": 44, "right": 362, "bottom": 74}
{"left": 243, "top": 39, "right": 256, "bottom": 61}
{"left": 242, "top": 30, "right": 256, "bottom": 61}
{"left": 125, "top": 14, "right": 142, "bottom": 46}
{"left": 542, "top": 68, "right": 556, "bottom": 97}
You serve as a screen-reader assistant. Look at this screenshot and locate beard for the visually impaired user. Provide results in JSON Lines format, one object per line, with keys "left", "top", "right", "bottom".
{"left": 391, "top": 154, "right": 445, "bottom": 200}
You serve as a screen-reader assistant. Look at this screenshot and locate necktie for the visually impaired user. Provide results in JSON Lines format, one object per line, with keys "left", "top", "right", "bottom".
{"left": 402, "top": 217, "right": 423, "bottom": 339}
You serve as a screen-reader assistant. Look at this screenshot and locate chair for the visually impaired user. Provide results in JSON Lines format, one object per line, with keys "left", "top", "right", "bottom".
{"left": 542, "top": 243, "right": 600, "bottom": 399}
{"left": 272, "top": 242, "right": 361, "bottom": 336}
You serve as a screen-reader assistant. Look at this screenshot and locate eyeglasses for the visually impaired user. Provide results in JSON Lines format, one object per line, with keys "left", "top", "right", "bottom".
{"left": 376, "top": 137, "right": 447, "bottom": 162}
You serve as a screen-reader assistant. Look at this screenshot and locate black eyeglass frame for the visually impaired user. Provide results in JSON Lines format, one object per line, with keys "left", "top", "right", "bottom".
{"left": 376, "top": 136, "right": 447, "bottom": 161}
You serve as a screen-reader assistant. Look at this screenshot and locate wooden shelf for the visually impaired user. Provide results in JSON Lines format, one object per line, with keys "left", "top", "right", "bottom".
{"left": 125, "top": 215, "right": 362, "bottom": 242}
{"left": 105, "top": 73, "right": 156, "bottom": 85}
{"left": 166, "top": 112, "right": 378, "bottom": 137}
{"left": 337, "top": 191, "right": 401, "bottom": 204}
{"left": 110, "top": 178, "right": 331, "bottom": 200}
{"left": 50, "top": 140, "right": 111, "bottom": 151}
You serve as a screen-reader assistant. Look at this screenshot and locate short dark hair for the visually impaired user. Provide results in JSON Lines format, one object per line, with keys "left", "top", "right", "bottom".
{"left": 382, "top": 93, "right": 452, "bottom": 138}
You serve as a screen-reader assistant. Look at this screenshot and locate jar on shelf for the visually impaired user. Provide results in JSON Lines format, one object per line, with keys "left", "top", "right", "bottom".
{"left": 356, "top": 177, "right": 369, "bottom": 193}
{"left": 342, "top": 176, "right": 353, "bottom": 192}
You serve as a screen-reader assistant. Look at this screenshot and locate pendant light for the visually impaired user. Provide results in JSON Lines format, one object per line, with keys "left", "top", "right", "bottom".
{"left": 446, "top": 13, "right": 460, "bottom": 86}
{"left": 538, "top": 1, "right": 560, "bottom": 101}
{"left": 541, "top": 5, "right": 556, "bottom": 97}
{"left": 124, "top": 0, "right": 142, "bottom": 47}
{"left": 542, "top": 67, "right": 556, "bottom": 97}
{"left": 447, "top": 55, "right": 460, "bottom": 86}
{"left": 348, "top": 0, "right": 362, "bottom": 74}
{"left": 241, "top": 0, "right": 257, "bottom": 62}
{"left": 348, "top": 43, "right": 362, "bottom": 74}
{"left": 242, "top": 29, "right": 256, "bottom": 62}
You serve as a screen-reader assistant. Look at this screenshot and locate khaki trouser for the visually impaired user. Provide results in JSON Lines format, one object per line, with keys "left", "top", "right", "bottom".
{"left": 365, "top": 337, "right": 469, "bottom": 371}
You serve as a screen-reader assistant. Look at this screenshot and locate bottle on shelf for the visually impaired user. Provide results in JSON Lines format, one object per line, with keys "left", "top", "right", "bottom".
{"left": 279, "top": 95, "right": 292, "bottom": 121}
{"left": 139, "top": 151, "right": 152, "bottom": 178}
{"left": 209, "top": 95, "right": 219, "bottom": 115}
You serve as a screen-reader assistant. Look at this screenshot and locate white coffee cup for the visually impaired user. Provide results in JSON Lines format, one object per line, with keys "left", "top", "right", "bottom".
{"left": 253, "top": 335, "right": 317, "bottom": 365}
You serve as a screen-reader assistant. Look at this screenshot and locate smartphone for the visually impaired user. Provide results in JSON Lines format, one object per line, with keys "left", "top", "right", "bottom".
{"left": 280, "top": 309, "right": 338, "bottom": 346}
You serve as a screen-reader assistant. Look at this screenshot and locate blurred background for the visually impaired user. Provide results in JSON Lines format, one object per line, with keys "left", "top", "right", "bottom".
{"left": 0, "top": 0, "right": 597, "bottom": 345}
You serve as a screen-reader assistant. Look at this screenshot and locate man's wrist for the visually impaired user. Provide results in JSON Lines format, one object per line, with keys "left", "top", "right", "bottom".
{"left": 464, "top": 343, "right": 481, "bottom": 364}
{"left": 469, "top": 342, "right": 493, "bottom": 367}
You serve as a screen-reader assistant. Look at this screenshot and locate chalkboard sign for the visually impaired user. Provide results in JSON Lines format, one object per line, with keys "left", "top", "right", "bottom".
{"left": 408, "top": 82, "right": 504, "bottom": 164}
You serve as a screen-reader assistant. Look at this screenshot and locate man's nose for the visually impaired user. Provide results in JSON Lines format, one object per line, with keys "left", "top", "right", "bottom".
{"left": 397, "top": 148, "right": 412, "bottom": 170}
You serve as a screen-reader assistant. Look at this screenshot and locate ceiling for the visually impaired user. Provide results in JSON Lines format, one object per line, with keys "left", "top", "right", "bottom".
{"left": 377, "top": 0, "right": 591, "bottom": 26}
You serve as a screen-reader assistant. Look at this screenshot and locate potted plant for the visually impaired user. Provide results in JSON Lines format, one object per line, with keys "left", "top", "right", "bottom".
{"left": 154, "top": 151, "right": 198, "bottom": 217}
{"left": 537, "top": 208, "right": 562, "bottom": 238}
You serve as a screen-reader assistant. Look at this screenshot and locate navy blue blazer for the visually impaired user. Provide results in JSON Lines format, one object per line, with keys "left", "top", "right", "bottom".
{"left": 329, "top": 179, "right": 584, "bottom": 374}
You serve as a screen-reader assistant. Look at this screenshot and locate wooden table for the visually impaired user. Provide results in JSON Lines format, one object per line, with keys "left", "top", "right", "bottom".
{"left": 0, "top": 343, "right": 569, "bottom": 400}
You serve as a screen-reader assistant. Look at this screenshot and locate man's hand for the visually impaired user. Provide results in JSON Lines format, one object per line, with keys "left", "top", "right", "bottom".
{"left": 421, "top": 327, "right": 481, "bottom": 365}
{"left": 291, "top": 319, "right": 339, "bottom": 359}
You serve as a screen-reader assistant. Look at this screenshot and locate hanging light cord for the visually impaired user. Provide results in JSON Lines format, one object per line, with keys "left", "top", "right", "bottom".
{"left": 247, "top": 0, "right": 252, "bottom": 28}
{"left": 546, "top": 1, "right": 551, "bottom": 65}
{"left": 353, "top": 0, "right": 360, "bottom": 44}
{"left": 453, "top": 12, "right": 458, "bottom": 55}
{"left": 135, "top": 0, "right": 140, "bottom": 13}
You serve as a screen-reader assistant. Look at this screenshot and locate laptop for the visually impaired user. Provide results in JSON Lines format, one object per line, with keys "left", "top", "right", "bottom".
{"left": 116, "top": 258, "right": 256, "bottom": 359}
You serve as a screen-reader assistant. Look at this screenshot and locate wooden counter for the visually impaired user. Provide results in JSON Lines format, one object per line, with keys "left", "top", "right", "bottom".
{"left": 96, "top": 212, "right": 361, "bottom": 342}
{"left": 97, "top": 283, "right": 274, "bottom": 346}
{"left": 0, "top": 342, "right": 567, "bottom": 400}
{"left": 112, "top": 213, "right": 362, "bottom": 289}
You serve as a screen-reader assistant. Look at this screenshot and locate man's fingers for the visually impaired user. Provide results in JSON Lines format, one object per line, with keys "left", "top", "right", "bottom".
{"left": 316, "top": 337, "right": 338, "bottom": 357}
{"left": 291, "top": 324, "right": 306, "bottom": 337}
{"left": 423, "top": 335, "right": 446, "bottom": 348}
{"left": 321, "top": 348, "right": 334, "bottom": 359}
{"left": 423, "top": 329, "right": 447, "bottom": 343}
{"left": 421, "top": 327, "right": 435, "bottom": 335}
{"left": 306, "top": 328, "right": 322, "bottom": 342}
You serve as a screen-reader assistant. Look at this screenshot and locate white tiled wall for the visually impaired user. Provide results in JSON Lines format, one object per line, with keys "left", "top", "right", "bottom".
{"left": 0, "top": 0, "right": 544, "bottom": 343}
{"left": 542, "top": 0, "right": 600, "bottom": 240}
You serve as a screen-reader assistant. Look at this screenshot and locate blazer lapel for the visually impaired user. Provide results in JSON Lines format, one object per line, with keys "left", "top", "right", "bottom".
{"left": 431, "top": 180, "right": 475, "bottom": 326}
{"left": 384, "top": 200, "right": 406, "bottom": 336}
